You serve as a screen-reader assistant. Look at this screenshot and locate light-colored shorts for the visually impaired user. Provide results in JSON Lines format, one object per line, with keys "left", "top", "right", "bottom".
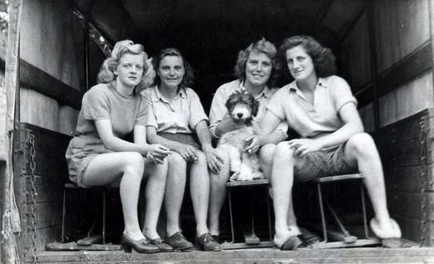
{"left": 157, "top": 132, "right": 201, "bottom": 149}
{"left": 65, "top": 135, "right": 112, "bottom": 187}
{"left": 294, "top": 144, "right": 356, "bottom": 182}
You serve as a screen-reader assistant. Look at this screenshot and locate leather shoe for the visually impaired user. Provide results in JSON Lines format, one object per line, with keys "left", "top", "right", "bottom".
{"left": 148, "top": 237, "right": 173, "bottom": 252}
{"left": 120, "top": 234, "right": 159, "bottom": 253}
{"left": 195, "top": 233, "right": 221, "bottom": 251}
{"left": 165, "top": 232, "right": 194, "bottom": 251}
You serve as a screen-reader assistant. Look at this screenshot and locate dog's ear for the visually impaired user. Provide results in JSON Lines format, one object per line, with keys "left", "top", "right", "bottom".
{"left": 225, "top": 92, "right": 239, "bottom": 112}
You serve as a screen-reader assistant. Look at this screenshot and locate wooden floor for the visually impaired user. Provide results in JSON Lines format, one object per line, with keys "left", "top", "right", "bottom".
{"left": 33, "top": 246, "right": 434, "bottom": 264}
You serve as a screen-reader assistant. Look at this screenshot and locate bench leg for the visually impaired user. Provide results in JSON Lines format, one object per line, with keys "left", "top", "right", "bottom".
{"left": 227, "top": 188, "right": 235, "bottom": 243}
{"left": 360, "top": 182, "right": 369, "bottom": 238}
{"left": 61, "top": 188, "right": 67, "bottom": 243}
{"left": 317, "top": 183, "right": 328, "bottom": 242}
{"left": 102, "top": 189, "right": 106, "bottom": 244}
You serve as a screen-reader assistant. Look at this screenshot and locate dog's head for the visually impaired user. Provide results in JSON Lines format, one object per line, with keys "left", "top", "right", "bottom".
{"left": 225, "top": 91, "right": 259, "bottom": 125}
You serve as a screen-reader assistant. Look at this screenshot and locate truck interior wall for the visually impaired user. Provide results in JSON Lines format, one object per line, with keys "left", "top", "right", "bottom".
{"left": 19, "top": 0, "right": 82, "bottom": 135}
{"left": 341, "top": 0, "right": 433, "bottom": 245}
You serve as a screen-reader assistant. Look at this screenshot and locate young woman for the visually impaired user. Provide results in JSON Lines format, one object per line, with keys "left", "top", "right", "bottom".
{"left": 256, "top": 35, "right": 402, "bottom": 250}
{"left": 65, "top": 40, "right": 171, "bottom": 253}
{"left": 142, "top": 48, "right": 222, "bottom": 251}
{"left": 208, "top": 38, "right": 288, "bottom": 241}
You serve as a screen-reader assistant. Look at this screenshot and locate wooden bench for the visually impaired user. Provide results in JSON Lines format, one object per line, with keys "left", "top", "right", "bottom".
{"left": 311, "top": 173, "right": 380, "bottom": 249}
{"left": 224, "top": 178, "right": 273, "bottom": 249}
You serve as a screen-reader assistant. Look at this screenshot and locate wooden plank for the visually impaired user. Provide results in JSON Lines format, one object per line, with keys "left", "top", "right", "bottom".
{"left": 1, "top": 0, "right": 23, "bottom": 263}
{"left": 20, "top": 202, "right": 63, "bottom": 229}
{"left": 378, "top": 42, "right": 432, "bottom": 100}
{"left": 20, "top": 226, "right": 59, "bottom": 254}
{"left": 17, "top": 123, "right": 71, "bottom": 177}
{"left": 18, "top": 176, "right": 65, "bottom": 204}
{"left": 377, "top": 137, "right": 426, "bottom": 167}
{"left": 384, "top": 165, "right": 432, "bottom": 193}
{"left": 32, "top": 247, "right": 434, "bottom": 264}
{"left": 19, "top": 59, "right": 81, "bottom": 109}
{"left": 387, "top": 191, "right": 434, "bottom": 221}
{"left": 393, "top": 214, "right": 429, "bottom": 246}
{"left": 353, "top": 41, "right": 432, "bottom": 108}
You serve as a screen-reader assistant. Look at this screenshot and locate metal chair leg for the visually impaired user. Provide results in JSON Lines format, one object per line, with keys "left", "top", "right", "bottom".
{"left": 228, "top": 188, "right": 235, "bottom": 243}
{"left": 266, "top": 188, "right": 272, "bottom": 242}
{"left": 61, "top": 187, "right": 67, "bottom": 243}
{"left": 360, "top": 182, "right": 369, "bottom": 238}
{"left": 102, "top": 189, "right": 106, "bottom": 244}
{"left": 317, "top": 183, "right": 328, "bottom": 242}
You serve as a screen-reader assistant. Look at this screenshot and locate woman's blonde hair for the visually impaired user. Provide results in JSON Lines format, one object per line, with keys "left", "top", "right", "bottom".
{"left": 97, "top": 40, "right": 155, "bottom": 93}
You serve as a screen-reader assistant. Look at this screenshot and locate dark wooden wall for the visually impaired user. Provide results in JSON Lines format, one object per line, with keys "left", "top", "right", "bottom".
{"left": 13, "top": 123, "right": 71, "bottom": 258}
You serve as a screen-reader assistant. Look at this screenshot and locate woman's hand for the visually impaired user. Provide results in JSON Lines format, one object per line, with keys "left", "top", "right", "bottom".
{"left": 146, "top": 144, "right": 170, "bottom": 164}
{"left": 202, "top": 146, "right": 224, "bottom": 174}
{"left": 288, "top": 138, "right": 323, "bottom": 156}
{"left": 243, "top": 135, "right": 262, "bottom": 154}
{"left": 173, "top": 143, "right": 198, "bottom": 162}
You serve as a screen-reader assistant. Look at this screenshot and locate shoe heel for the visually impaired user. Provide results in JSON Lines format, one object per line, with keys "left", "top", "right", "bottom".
{"left": 122, "top": 244, "right": 132, "bottom": 253}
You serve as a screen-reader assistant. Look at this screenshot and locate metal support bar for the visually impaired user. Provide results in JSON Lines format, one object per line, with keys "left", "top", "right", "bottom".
{"left": 317, "top": 183, "right": 328, "bottom": 242}
{"left": 227, "top": 188, "right": 235, "bottom": 243}
{"left": 361, "top": 182, "right": 369, "bottom": 238}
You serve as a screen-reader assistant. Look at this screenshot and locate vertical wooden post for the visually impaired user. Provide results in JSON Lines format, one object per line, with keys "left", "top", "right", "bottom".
{"left": 366, "top": 1, "right": 380, "bottom": 130}
{"left": 0, "top": 0, "right": 23, "bottom": 263}
{"left": 426, "top": 0, "right": 434, "bottom": 247}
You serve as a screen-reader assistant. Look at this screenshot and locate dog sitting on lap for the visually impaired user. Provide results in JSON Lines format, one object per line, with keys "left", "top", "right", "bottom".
{"left": 217, "top": 91, "right": 265, "bottom": 181}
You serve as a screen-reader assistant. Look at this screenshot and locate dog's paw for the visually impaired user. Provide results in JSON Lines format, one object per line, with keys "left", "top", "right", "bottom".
{"left": 229, "top": 171, "right": 241, "bottom": 182}
{"left": 252, "top": 171, "right": 265, "bottom": 180}
{"left": 237, "top": 172, "right": 253, "bottom": 181}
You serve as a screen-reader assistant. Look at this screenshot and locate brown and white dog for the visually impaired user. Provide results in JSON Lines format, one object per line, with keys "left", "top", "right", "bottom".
{"left": 217, "top": 91, "right": 265, "bottom": 181}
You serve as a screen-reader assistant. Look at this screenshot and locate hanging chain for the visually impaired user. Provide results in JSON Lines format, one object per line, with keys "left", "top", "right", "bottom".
{"left": 28, "top": 132, "right": 38, "bottom": 264}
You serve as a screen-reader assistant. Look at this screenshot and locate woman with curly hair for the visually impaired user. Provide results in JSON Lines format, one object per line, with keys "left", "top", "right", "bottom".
{"left": 142, "top": 48, "right": 222, "bottom": 251}
{"left": 65, "top": 40, "right": 171, "bottom": 253}
{"left": 208, "top": 38, "right": 289, "bottom": 242}
{"left": 255, "top": 35, "right": 402, "bottom": 250}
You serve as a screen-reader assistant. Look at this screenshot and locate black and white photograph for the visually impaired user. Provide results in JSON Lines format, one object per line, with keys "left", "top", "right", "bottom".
{"left": 0, "top": 0, "right": 433, "bottom": 263}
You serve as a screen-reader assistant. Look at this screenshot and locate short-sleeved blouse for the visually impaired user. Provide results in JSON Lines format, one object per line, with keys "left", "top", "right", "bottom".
{"left": 141, "top": 86, "right": 208, "bottom": 134}
{"left": 65, "top": 82, "right": 148, "bottom": 187}
{"left": 266, "top": 75, "right": 357, "bottom": 139}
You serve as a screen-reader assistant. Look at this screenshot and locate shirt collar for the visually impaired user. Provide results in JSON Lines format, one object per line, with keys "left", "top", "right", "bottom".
{"left": 153, "top": 86, "right": 186, "bottom": 103}
{"left": 238, "top": 80, "right": 273, "bottom": 99}
{"left": 288, "top": 77, "right": 328, "bottom": 93}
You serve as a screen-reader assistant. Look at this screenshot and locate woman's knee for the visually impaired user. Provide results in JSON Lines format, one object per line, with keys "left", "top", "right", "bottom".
{"left": 122, "top": 152, "right": 145, "bottom": 176}
{"left": 259, "top": 144, "right": 276, "bottom": 164}
{"left": 275, "top": 142, "right": 295, "bottom": 160}
{"left": 194, "top": 150, "right": 207, "bottom": 164}
{"left": 347, "top": 133, "right": 377, "bottom": 156}
{"left": 168, "top": 152, "right": 187, "bottom": 168}
{"left": 167, "top": 152, "right": 187, "bottom": 181}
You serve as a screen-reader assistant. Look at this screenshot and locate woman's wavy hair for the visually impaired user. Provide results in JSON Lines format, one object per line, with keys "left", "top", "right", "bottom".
{"left": 234, "top": 38, "right": 279, "bottom": 87}
{"left": 152, "top": 48, "right": 194, "bottom": 91}
{"left": 278, "top": 35, "right": 336, "bottom": 82}
{"left": 97, "top": 40, "right": 155, "bottom": 94}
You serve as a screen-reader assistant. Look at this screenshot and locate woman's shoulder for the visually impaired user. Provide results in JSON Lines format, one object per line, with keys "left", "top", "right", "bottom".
{"left": 140, "top": 86, "right": 158, "bottom": 100}
{"left": 323, "top": 75, "right": 349, "bottom": 85}
{"left": 215, "top": 79, "right": 242, "bottom": 95}
{"left": 183, "top": 87, "right": 200, "bottom": 97}
{"left": 84, "top": 83, "right": 111, "bottom": 98}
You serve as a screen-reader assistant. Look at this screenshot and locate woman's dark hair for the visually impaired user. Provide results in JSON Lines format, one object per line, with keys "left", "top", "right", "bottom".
{"left": 234, "top": 38, "right": 279, "bottom": 87}
{"left": 152, "top": 48, "right": 194, "bottom": 90}
{"left": 278, "top": 35, "right": 336, "bottom": 82}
